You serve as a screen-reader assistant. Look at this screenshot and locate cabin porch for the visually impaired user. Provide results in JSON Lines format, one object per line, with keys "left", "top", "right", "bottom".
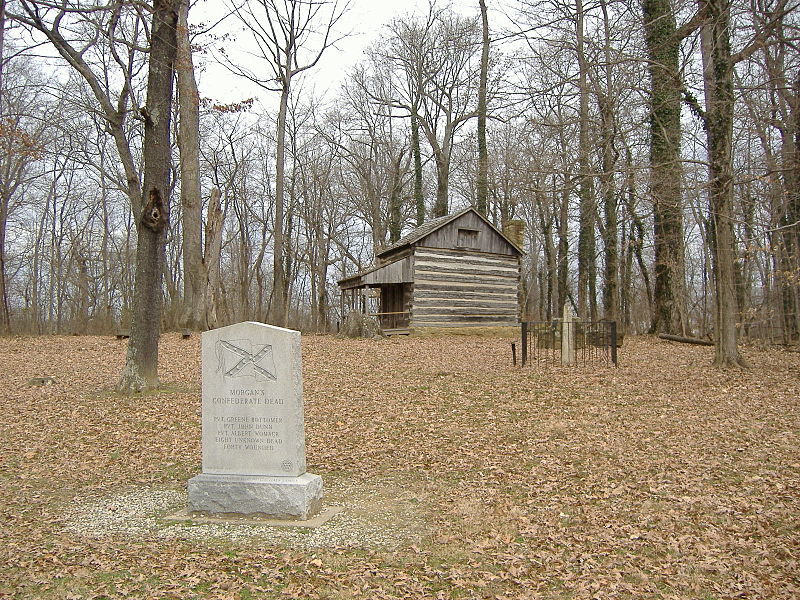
{"left": 339, "top": 283, "right": 411, "bottom": 331}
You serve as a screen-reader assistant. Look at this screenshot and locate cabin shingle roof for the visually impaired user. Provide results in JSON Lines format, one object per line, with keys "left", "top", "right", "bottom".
{"left": 376, "top": 208, "right": 472, "bottom": 258}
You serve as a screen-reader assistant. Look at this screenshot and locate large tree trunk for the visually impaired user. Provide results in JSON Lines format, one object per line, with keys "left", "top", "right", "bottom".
{"left": 700, "top": 0, "right": 746, "bottom": 367}
{"left": 599, "top": 102, "right": 618, "bottom": 323}
{"left": 476, "top": 0, "right": 489, "bottom": 215}
{"left": 117, "top": 0, "right": 178, "bottom": 392}
{"left": 643, "top": 0, "right": 687, "bottom": 335}
{"left": 176, "top": 0, "right": 204, "bottom": 330}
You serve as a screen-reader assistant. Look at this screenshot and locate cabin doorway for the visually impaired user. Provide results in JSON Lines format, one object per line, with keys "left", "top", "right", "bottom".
{"left": 379, "top": 283, "right": 410, "bottom": 330}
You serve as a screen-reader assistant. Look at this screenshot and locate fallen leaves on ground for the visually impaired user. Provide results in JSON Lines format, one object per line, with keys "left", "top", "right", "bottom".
{"left": 0, "top": 333, "right": 798, "bottom": 599}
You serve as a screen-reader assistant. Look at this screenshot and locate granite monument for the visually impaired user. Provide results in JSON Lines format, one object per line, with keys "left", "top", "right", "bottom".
{"left": 187, "top": 322, "right": 322, "bottom": 519}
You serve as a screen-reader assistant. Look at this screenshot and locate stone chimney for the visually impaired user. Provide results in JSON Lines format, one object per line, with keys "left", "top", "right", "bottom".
{"left": 502, "top": 219, "right": 525, "bottom": 252}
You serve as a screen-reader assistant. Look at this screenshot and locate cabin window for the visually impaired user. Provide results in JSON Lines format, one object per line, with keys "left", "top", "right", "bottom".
{"left": 457, "top": 228, "right": 480, "bottom": 249}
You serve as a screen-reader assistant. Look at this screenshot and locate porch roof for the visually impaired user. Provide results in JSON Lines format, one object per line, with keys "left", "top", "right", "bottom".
{"left": 337, "top": 255, "right": 413, "bottom": 290}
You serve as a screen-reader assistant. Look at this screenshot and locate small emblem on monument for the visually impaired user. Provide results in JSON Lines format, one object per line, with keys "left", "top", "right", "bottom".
{"left": 281, "top": 460, "right": 294, "bottom": 473}
{"left": 217, "top": 339, "right": 277, "bottom": 381}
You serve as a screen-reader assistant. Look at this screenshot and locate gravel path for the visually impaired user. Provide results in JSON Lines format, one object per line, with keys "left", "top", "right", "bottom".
{"left": 63, "top": 479, "right": 425, "bottom": 550}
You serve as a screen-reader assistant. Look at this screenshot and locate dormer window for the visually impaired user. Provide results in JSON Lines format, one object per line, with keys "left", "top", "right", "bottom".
{"left": 457, "top": 228, "right": 480, "bottom": 249}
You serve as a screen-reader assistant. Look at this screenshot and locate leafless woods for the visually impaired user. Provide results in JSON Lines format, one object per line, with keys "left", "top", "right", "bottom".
{"left": 0, "top": 0, "right": 797, "bottom": 358}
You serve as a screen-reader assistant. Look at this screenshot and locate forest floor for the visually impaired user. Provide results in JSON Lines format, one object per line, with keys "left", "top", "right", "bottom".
{"left": 0, "top": 332, "right": 798, "bottom": 599}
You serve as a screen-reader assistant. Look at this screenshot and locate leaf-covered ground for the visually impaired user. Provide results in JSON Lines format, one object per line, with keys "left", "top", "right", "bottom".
{"left": 0, "top": 333, "right": 798, "bottom": 599}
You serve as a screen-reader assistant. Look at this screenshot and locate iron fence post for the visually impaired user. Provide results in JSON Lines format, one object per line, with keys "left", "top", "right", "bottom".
{"left": 610, "top": 321, "right": 618, "bottom": 366}
{"left": 521, "top": 321, "right": 528, "bottom": 367}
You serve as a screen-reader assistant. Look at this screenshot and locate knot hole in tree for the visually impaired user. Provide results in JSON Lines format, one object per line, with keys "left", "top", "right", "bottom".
{"left": 141, "top": 188, "right": 167, "bottom": 231}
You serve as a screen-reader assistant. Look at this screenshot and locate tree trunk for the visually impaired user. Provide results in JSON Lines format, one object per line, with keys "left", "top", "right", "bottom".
{"left": 433, "top": 145, "right": 450, "bottom": 218}
{"left": 388, "top": 150, "right": 404, "bottom": 243}
{"left": 659, "top": 333, "right": 714, "bottom": 346}
{"left": 269, "top": 84, "right": 290, "bottom": 327}
{"left": 1, "top": 0, "right": 12, "bottom": 332}
{"left": 0, "top": 201, "right": 9, "bottom": 332}
{"left": 622, "top": 148, "right": 654, "bottom": 323}
{"left": 575, "top": 0, "right": 595, "bottom": 321}
{"left": 557, "top": 175, "right": 569, "bottom": 314}
{"left": 599, "top": 99, "right": 618, "bottom": 323}
{"left": 598, "top": 0, "right": 618, "bottom": 323}
{"left": 411, "top": 111, "right": 424, "bottom": 226}
{"left": 0, "top": 0, "right": 5, "bottom": 116}
{"left": 700, "top": 0, "right": 747, "bottom": 367}
{"left": 643, "top": 0, "right": 687, "bottom": 335}
{"left": 536, "top": 189, "right": 556, "bottom": 321}
{"left": 203, "top": 188, "right": 224, "bottom": 330}
{"left": 176, "top": 0, "right": 204, "bottom": 330}
{"left": 283, "top": 190, "right": 296, "bottom": 325}
{"left": 476, "top": 0, "right": 489, "bottom": 215}
{"left": 779, "top": 70, "right": 800, "bottom": 341}
{"left": 117, "top": 0, "right": 178, "bottom": 393}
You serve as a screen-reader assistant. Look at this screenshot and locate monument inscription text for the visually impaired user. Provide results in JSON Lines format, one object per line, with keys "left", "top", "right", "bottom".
{"left": 200, "top": 322, "right": 306, "bottom": 477}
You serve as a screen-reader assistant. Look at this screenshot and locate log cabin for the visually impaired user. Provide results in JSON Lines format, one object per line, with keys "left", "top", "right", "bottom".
{"left": 338, "top": 207, "right": 523, "bottom": 333}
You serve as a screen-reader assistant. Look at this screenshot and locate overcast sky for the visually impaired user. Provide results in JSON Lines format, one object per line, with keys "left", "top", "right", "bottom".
{"left": 193, "top": 0, "right": 492, "bottom": 106}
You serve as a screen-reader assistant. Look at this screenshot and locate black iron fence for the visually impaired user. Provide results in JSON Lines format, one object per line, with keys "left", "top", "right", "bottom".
{"left": 516, "top": 320, "right": 618, "bottom": 367}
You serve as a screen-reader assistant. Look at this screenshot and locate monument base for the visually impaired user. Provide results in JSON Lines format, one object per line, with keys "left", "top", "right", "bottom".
{"left": 187, "top": 472, "right": 323, "bottom": 520}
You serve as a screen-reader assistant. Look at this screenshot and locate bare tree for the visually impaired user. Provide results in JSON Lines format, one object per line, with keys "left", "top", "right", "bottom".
{"left": 0, "top": 62, "right": 47, "bottom": 332}
{"left": 574, "top": 0, "right": 597, "bottom": 321}
{"left": 200, "top": 104, "right": 268, "bottom": 326}
{"left": 740, "top": 16, "right": 800, "bottom": 343}
{"left": 11, "top": 0, "right": 148, "bottom": 216}
{"left": 223, "top": 0, "right": 349, "bottom": 327}
{"left": 641, "top": 0, "right": 698, "bottom": 335}
{"left": 176, "top": 0, "right": 204, "bottom": 330}
{"left": 595, "top": 0, "right": 619, "bottom": 324}
{"left": 693, "top": 0, "right": 792, "bottom": 366}
{"left": 379, "top": 7, "right": 482, "bottom": 218}
{"left": 476, "top": 0, "right": 489, "bottom": 215}
{"left": 328, "top": 63, "right": 412, "bottom": 253}
{"left": 8, "top": 0, "right": 181, "bottom": 386}
{"left": 202, "top": 187, "right": 224, "bottom": 329}
{"left": 117, "top": 0, "right": 179, "bottom": 392}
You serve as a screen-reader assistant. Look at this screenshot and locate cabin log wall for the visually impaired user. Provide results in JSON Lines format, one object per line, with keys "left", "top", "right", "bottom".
{"left": 411, "top": 247, "right": 519, "bottom": 327}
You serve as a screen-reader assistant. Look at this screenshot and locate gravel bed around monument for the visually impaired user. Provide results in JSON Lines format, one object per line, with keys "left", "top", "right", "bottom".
{"left": 63, "top": 478, "right": 425, "bottom": 550}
